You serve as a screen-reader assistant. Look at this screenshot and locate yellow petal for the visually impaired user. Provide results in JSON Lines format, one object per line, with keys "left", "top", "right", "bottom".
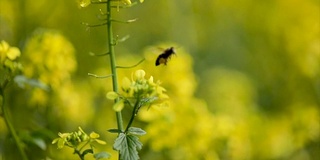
{"left": 90, "top": 132, "right": 100, "bottom": 139}
{"left": 122, "top": 77, "right": 132, "bottom": 90}
{"left": 0, "top": 40, "right": 9, "bottom": 52}
{"left": 95, "top": 139, "right": 107, "bottom": 145}
{"left": 135, "top": 69, "right": 145, "bottom": 80}
{"left": 0, "top": 41, "right": 9, "bottom": 62}
{"left": 7, "top": 47, "right": 21, "bottom": 60}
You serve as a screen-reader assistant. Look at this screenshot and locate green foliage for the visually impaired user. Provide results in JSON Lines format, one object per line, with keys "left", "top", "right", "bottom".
{"left": 106, "top": 69, "right": 166, "bottom": 159}
{"left": 14, "top": 75, "right": 49, "bottom": 91}
{"left": 113, "top": 127, "right": 146, "bottom": 160}
{"left": 94, "top": 152, "right": 111, "bottom": 160}
{"left": 127, "top": 127, "right": 146, "bottom": 136}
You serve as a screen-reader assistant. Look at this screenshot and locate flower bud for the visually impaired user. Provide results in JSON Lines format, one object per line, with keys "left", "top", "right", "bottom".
{"left": 135, "top": 69, "right": 145, "bottom": 80}
{"left": 106, "top": 91, "right": 119, "bottom": 100}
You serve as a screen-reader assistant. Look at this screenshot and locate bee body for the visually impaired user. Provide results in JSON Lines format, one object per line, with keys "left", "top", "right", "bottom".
{"left": 155, "top": 47, "right": 175, "bottom": 66}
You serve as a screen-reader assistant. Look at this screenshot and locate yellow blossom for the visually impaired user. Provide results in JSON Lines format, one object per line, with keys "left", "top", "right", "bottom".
{"left": 0, "top": 40, "right": 21, "bottom": 62}
{"left": 135, "top": 69, "right": 145, "bottom": 80}
{"left": 6, "top": 47, "right": 21, "bottom": 60}
{"left": 0, "top": 41, "right": 9, "bottom": 62}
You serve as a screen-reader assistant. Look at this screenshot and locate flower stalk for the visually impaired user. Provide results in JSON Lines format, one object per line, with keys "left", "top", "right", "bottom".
{"left": 1, "top": 83, "right": 29, "bottom": 160}
{"left": 106, "top": 0, "right": 124, "bottom": 133}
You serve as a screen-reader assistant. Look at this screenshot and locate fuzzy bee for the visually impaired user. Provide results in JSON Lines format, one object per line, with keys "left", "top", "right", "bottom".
{"left": 155, "top": 47, "right": 176, "bottom": 66}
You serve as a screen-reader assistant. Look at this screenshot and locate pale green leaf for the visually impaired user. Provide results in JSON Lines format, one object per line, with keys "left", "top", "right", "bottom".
{"left": 127, "top": 127, "right": 146, "bottom": 136}
{"left": 113, "top": 133, "right": 142, "bottom": 160}
{"left": 108, "top": 129, "right": 122, "bottom": 134}
{"left": 94, "top": 151, "right": 111, "bottom": 160}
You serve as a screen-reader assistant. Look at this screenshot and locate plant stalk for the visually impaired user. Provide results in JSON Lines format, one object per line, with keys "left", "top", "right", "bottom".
{"left": 106, "top": 0, "right": 124, "bottom": 132}
{"left": 0, "top": 83, "right": 29, "bottom": 160}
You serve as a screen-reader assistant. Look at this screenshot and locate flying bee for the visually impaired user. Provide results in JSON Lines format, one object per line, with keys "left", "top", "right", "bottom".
{"left": 155, "top": 47, "right": 176, "bottom": 66}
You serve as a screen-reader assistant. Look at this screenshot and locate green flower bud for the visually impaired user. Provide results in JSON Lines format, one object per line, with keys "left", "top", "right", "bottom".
{"left": 113, "top": 100, "right": 125, "bottom": 112}
{"left": 106, "top": 91, "right": 119, "bottom": 100}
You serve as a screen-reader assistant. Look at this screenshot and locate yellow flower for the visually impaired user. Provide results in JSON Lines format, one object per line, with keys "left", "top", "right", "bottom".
{"left": 108, "top": 69, "right": 168, "bottom": 112}
{"left": 135, "top": 69, "right": 145, "bottom": 80}
{"left": 0, "top": 40, "right": 22, "bottom": 72}
{"left": 6, "top": 47, "right": 21, "bottom": 60}
{"left": 0, "top": 40, "right": 21, "bottom": 62}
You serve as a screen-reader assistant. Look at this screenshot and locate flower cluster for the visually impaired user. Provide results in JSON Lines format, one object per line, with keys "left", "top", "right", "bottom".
{"left": 52, "top": 127, "right": 106, "bottom": 149}
{"left": 0, "top": 40, "right": 22, "bottom": 72}
{"left": 106, "top": 70, "right": 168, "bottom": 112}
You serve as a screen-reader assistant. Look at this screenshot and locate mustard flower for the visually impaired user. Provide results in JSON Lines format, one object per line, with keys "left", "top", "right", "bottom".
{"left": 107, "top": 69, "right": 168, "bottom": 112}
{"left": 0, "top": 40, "right": 22, "bottom": 71}
{"left": 52, "top": 127, "right": 106, "bottom": 149}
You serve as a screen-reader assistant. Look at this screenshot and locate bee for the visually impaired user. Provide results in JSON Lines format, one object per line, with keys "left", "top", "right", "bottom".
{"left": 155, "top": 47, "right": 176, "bottom": 66}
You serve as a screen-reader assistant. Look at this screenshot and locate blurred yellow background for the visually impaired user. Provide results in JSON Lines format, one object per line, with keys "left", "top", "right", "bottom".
{"left": 0, "top": 0, "right": 319, "bottom": 160}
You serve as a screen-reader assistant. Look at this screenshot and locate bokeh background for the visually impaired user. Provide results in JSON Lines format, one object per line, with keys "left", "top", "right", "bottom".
{"left": 0, "top": 0, "right": 319, "bottom": 160}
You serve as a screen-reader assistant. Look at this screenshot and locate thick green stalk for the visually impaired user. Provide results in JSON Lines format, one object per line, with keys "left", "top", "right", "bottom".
{"left": 0, "top": 83, "right": 28, "bottom": 160}
{"left": 106, "top": 1, "right": 124, "bottom": 132}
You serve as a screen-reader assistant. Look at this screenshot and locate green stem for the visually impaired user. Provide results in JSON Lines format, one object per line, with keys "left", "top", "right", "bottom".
{"left": 106, "top": 0, "right": 124, "bottom": 132}
{"left": 74, "top": 148, "right": 84, "bottom": 160}
{"left": 125, "top": 99, "right": 140, "bottom": 133}
{"left": 0, "top": 82, "right": 29, "bottom": 160}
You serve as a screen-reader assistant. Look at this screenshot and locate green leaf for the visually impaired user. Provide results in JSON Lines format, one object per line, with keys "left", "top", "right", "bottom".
{"left": 94, "top": 151, "right": 111, "bottom": 160}
{"left": 108, "top": 129, "right": 122, "bottom": 134}
{"left": 32, "top": 138, "right": 47, "bottom": 150}
{"left": 113, "top": 133, "right": 143, "bottom": 160}
{"left": 127, "top": 127, "right": 146, "bottom": 136}
{"left": 14, "top": 75, "right": 50, "bottom": 91}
